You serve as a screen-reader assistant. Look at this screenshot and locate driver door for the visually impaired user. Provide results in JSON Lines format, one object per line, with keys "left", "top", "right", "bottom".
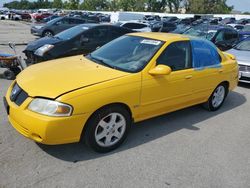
{"left": 139, "top": 41, "right": 194, "bottom": 120}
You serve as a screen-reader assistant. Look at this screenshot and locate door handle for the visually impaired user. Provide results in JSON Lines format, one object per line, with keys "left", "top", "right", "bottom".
{"left": 185, "top": 75, "right": 193, "bottom": 79}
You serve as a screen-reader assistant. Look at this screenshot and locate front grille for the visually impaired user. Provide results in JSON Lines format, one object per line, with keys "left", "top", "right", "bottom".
{"left": 239, "top": 64, "right": 250, "bottom": 72}
{"left": 10, "top": 83, "right": 28, "bottom": 106}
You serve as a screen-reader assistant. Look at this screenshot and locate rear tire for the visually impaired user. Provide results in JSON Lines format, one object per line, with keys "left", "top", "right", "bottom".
{"left": 203, "top": 83, "right": 228, "bottom": 111}
{"left": 83, "top": 105, "right": 132, "bottom": 153}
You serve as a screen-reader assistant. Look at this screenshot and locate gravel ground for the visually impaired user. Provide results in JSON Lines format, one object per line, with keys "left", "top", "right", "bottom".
{"left": 0, "top": 20, "right": 250, "bottom": 188}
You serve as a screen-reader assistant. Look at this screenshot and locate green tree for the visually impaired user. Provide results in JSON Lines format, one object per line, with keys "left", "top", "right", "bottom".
{"left": 53, "top": 0, "right": 63, "bottom": 9}
{"left": 187, "top": 0, "right": 232, "bottom": 14}
{"left": 66, "top": 0, "right": 80, "bottom": 10}
{"left": 80, "top": 0, "right": 108, "bottom": 11}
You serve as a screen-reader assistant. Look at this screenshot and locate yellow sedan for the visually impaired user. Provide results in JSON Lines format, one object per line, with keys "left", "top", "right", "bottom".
{"left": 4, "top": 33, "right": 238, "bottom": 152}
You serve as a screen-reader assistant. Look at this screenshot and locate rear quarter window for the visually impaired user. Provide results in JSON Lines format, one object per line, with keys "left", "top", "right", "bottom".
{"left": 191, "top": 40, "right": 221, "bottom": 68}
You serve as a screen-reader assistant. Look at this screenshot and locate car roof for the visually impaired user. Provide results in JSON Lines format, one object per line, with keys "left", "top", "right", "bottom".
{"left": 127, "top": 32, "right": 189, "bottom": 42}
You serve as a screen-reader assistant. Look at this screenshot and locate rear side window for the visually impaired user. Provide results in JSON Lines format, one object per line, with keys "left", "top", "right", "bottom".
{"left": 191, "top": 40, "right": 221, "bottom": 68}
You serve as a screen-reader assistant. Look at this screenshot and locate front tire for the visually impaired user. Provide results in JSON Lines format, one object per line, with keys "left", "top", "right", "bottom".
{"left": 42, "top": 30, "right": 53, "bottom": 37}
{"left": 203, "top": 83, "right": 228, "bottom": 111}
{"left": 83, "top": 105, "right": 131, "bottom": 153}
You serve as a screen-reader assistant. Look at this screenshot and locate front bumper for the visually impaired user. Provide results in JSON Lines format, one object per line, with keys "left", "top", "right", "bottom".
{"left": 30, "top": 27, "right": 42, "bottom": 36}
{"left": 4, "top": 82, "right": 90, "bottom": 145}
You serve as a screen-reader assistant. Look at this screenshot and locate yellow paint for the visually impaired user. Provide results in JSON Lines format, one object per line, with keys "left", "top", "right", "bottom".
{"left": 5, "top": 33, "right": 238, "bottom": 145}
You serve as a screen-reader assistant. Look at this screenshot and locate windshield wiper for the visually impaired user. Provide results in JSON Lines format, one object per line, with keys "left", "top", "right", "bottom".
{"left": 88, "top": 54, "right": 116, "bottom": 69}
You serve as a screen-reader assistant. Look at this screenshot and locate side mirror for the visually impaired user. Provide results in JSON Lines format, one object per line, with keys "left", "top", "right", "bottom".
{"left": 149, "top": 65, "right": 172, "bottom": 76}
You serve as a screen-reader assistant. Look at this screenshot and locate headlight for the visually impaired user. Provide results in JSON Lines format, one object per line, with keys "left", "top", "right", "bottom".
{"left": 28, "top": 98, "right": 73, "bottom": 117}
{"left": 34, "top": 25, "right": 44, "bottom": 29}
{"left": 34, "top": 44, "right": 54, "bottom": 56}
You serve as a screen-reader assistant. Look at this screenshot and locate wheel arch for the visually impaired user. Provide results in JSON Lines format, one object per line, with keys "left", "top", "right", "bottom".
{"left": 81, "top": 102, "right": 133, "bottom": 138}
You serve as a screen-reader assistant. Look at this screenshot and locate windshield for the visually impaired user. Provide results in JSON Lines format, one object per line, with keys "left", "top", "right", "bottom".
{"left": 235, "top": 40, "right": 250, "bottom": 51}
{"left": 184, "top": 26, "right": 217, "bottom": 40}
{"left": 55, "top": 25, "right": 89, "bottom": 40}
{"left": 87, "top": 35, "right": 163, "bottom": 73}
{"left": 47, "top": 17, "right": 61, "bottom": 25}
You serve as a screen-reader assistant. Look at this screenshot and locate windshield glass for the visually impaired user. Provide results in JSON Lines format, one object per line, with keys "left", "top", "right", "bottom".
{"left": 87, "top": 35, "right": 163, "bottom": 73}
{"left": 55, "top": 25, "right": 89, "bottom": 40}
{"left": 184, "top": 26, "right": 217, "bottom": 40}
{"left": 235, "top": 40, "right": 250, "bottom": 51}
{"left": 47, "top": 17, "right": 61, "bottom": 25}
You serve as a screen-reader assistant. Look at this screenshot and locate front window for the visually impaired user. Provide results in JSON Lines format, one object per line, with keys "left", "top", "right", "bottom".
{"left": 86, "top": 36, "right": 163, "bottom": 73}
{"left": 234, "top": 40, "right": 250, "bottom": 51}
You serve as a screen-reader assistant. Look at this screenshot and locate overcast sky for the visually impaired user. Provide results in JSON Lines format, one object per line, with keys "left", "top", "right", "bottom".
{"left": 1, "top": 0, "right": 250, "bottom": 12}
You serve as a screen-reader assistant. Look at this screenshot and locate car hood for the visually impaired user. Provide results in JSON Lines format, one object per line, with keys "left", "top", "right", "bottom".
{"left": 24, "top": 37, "right": 63, "bottom": 52}
{"left": 227, "top": 48, "right": 250, "bottom": 63}
{"left": 16, "top": 55, "right": 130, "bottom": 98}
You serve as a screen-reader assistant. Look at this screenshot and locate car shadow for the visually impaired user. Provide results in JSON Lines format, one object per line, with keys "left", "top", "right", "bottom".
{"left": 37, "top": 91, "right": 246, "bottom": 162}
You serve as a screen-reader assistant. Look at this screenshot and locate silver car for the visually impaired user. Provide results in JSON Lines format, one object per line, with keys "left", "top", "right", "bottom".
{"left": 227, "top": 38, "right": 250, "bottom": 83}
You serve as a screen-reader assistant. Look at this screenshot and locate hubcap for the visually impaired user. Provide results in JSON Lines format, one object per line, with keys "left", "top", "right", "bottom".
{"left": 95, "top": 112, "right": 126, "bottom": 147}
{"left": 212, "top": 86, "right": 225, "bottom": 108}
{"left": 45, "top": 32, "right": 52, "bottom": 37}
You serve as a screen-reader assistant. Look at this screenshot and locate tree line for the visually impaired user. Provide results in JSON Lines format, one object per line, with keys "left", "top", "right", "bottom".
{"left": 4, "top": 0, "right": 233, "bottom": 14}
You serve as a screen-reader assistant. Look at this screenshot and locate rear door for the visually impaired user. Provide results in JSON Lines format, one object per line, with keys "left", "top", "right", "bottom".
{"left": 190, "top": 39, "right": 224, "bottom": 102}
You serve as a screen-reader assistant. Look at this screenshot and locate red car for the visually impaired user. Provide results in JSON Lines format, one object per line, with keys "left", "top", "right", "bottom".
{"left": 31, "top": 12, "right": 52, "bottom": 21}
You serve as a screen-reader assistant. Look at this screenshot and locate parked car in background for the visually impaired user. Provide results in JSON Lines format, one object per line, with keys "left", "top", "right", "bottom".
{"left": 31, "top": 16, "right": 96, "bottom": 37}
{"left": 117, "top": 21, "right": 151, "bottom": 32}
{"left": 15, "top": 11, "right": 31, "bottom": 20}
{"left": 171, "top": 24, "right": 191, "bottom": 34}
{"left": 238, "top": 24, "right": 250, "bottom": 41}
{"left": 227, "top": 38, "right": 250, "bottom": 83}
{"left": 221, "top": 17, "right": 236, "bottom": 24}
{"left": 31, "top": 12, "right": 52, "bottom": 21}
{"left": 162, "top": 16, "right": 179, "bottom": 23}
{"left": 159, "top": 22, "right": 177, "bottom": 33}
{"left": 4, "top": 33, "right": 238, "bottom": 152}
{"left": 236, "top": 18, "right": 250, "bottom": 25}
{"left": 0, "top": 12, "right": 8, "bottom": 20}
{"left": 24, "top": 24, "right": 133, "bottom": 64}
{"left": 42, "top": 15, "right": 60, "bottom": 23}
{"left": 184, "top": 24, "right": 239, "bottom": 51}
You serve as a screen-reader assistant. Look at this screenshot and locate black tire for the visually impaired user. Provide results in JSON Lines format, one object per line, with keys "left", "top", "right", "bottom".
{"left": 83, "top": 105, "right": 132, "bottom": 153}
{"left": 10, "top": 67, "right": 21, "bottom": 76}
{"left": 203, "top": 83, "right": 228, "bottom": 111}
{"left": 42, "top": 30, "right": 54, "bottom": 37}
{"left": 3, "top": 70, "right": 16, "bottom": 80}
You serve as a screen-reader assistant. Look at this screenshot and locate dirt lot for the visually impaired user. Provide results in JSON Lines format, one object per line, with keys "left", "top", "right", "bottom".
{"left": 0, "top": 20, "right": 250, "bottom": 188}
